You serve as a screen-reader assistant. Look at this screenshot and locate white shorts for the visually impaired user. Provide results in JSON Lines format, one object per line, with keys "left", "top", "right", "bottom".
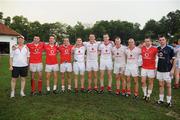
{"left": 100, "top": 59, "right": 113, "bottom": 70}
{"left": 125, "top": 65, "right": 139, "bottom": 77}
{"left": 29, "top": 63, "right": 43, "bottom": 72}
{"left": 73, "top": 62, "right": 85, "bottom": 75}
{"left": 113, "top": 63, "right": 125, "bottom": 74}
{"left": 141, "top": 68, "right": 156, "bottom": 78}
{"left": 45, "top": 64, "right": 59, "bottom": 72}
{"left": 60, "top": 63, "right": 72, "bottom": 73}
{"left": 156, "top": 71, "right": 171, "bottom": 83}
{"left": 86, "top": 61, "right": 98, "bottom": 71}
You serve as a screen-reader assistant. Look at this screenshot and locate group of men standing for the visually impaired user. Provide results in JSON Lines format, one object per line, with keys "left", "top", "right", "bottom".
{"left": 9, "top": 33, "right": 179, "bottom": 107}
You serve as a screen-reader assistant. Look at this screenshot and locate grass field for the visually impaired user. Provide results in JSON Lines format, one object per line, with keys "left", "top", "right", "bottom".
{"left": 0, "top": 55, "right": 180, "bottom": 120}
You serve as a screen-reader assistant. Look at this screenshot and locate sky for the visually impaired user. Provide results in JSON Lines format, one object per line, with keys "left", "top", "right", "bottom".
{"left": 0, "top": 0, "right": 180, "bottom": 28}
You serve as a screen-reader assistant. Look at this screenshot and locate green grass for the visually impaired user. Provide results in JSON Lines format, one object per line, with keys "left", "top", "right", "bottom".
{"left": 0, "top": 55, "right": 180, "bottom": 120}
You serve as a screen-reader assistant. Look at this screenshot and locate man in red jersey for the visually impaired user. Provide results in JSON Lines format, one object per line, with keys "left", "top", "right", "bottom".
{"left": 27, "top": 36, "right": 44, "bottom": 95}
{"left": 59, "top": 38, "right": 73, "bottom": 92}
{"left": 141, "top": 37, "right": 158, "bottom": 101}
{"left": 44, "top": 35, "right": 59, "bottom": 95}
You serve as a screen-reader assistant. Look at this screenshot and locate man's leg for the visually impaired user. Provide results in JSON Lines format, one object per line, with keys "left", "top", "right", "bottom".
{"left": 11, "top": 78, "right": 17, "bottom": 98}
{"left": 107, "top": 70, "right": 112, "bottom": 92}
{"left": 20, "top": 77, "right": 26, "bottom": 96}
{"left": 100, "top": 70, "right": 105, "bottom": 92}
{"left": 141, "top": 76, "right": 147, "bottom": 98}
{"left": 61, "top": 72, "right": 65, "bottom": 91}
{"left": 38, "top": 71, "right": 43, "bottom": 93}
{"left": 67, "top": 72, "right": 72, "bottom": 91}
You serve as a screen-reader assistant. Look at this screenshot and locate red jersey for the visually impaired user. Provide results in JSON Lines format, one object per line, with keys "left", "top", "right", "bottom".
{"left": 59, "top": 45, "right": 73, "bottom": 64}
{"left": 44, "top": 44, "right": 58, "bottom": 65}
{"left": 26, "top": 42, "right": 44, "bottom": 63}
{"left": 141, "top": 46, "right": 158, "bottom": 69}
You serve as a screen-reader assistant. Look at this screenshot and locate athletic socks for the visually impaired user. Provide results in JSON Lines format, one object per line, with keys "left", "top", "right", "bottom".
{"left": 166, "top": 96, "right": 172, "bottom": 103}
{"left": 159, "top": 94, "right": 164, "bottom": 101}
{"left": 53, "top": 85, "right": 57, "bottom": 91}
{"left": 38, "top": 80, "right": 42, "bottom": 92}
{"left": 47, "top": 86, "right": 50, "bottom": 91}
{"left": 147, "top": 89, "right": 152, "bottom": 97}
{"left": 31, "top": 79, "right": 35, "bottom": 93}
{"left": 142, "top": 86, "right": 147, "bottom": 96}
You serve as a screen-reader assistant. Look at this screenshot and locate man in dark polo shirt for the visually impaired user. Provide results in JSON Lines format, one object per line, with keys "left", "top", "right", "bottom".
{"left": 156, "top": 35, "right": 175, "bottom": 107}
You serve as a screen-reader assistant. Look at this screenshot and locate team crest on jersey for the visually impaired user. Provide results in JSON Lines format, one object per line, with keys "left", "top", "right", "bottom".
{"left": 35, "top": 49, "right": 39, "bottom": 53}
{"left": 65, "top": 49, "right": 69, "bottom": 54}
{"left": 92, "top": 48, "right": 94, "bottom": 50}
{"left": 144, "top": 52, "right": 149, "bottom": 57}
{"left": 50, "top": 50, "right": 54, "bottom": 54}
{"left": 78, "top": 50, "right": 80, "bottom": 53}
{"left": 158, "top": 51, "right": 163, "bottom": 57}
{"left": 130, "top": 54, "right": 133, "bottom": 57}
{"left": 117, "top": 52, "right": 119, "bottom": 55}
{"left": 105, "top": 49, "right": 108, "bottom": 52}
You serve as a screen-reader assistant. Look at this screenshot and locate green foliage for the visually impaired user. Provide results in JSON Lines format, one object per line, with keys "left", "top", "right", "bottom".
{"left": 0, "top": 9, "right": 180, "bottom": 44}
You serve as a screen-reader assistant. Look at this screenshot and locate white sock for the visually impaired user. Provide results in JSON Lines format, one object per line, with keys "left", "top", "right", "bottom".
{"left": 62, "top": 85, "right": 65, "bottom": 90}
{"left": 47, "top": 86, "right": 50, "bottom": 91}
{"left": 142, "top": 86, "right": 147, "bottom": 96}
{"left": 68, "top": 85, "right": 71, "bottom": 90}
{"left": 147, "top": 89, "right": 152, "bottom": 97}
{"left": 53, "top": 85, "right": 57, "bottom": 90}
{"left": 159, "top": 94, "right": 164, "bottom": 101}
{"left": 166, "top": 96, "right": 172, "bottom": 103}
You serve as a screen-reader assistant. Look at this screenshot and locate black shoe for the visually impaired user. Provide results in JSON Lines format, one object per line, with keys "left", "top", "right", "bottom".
{"left": 157, "top": 100, "right": 164, "bottom": 105}
{"left": 145, "top": 97, "right": 150, "bottom": 102}
{"left": 134, "top": 95, "right": 139, "bottom": 99}
{"left": 67, "top": 89, "right": 71, "bottom": 93}
{"left": 81, "top": 89, "right": 86, "bottom": 93}
{"left": 99, "top": 90, "right": 104, "bottom": 94}
{"left": 38, "top": 91, "right": 42, "bottom": 96}
{"left": 53, "top": 90, "right": 59, "bottom": 94}
{"left": 46, "top": 91, "right": 51, "bottom": 95}
{"left": 74, "top": 88, "right": 78, "bottom": 94}
{"left": 93, "top": 88, "right": 99, "bottom": 93}
{"left": 125, "top": 93, "right": 131, "bottom": 97}
{"left": 87, "top": 89, "right": 92, "bottom": 93}
{"left": 143, "top": 96, "right": 147, "bottom": 100}
{"left": 31, "top": 91, "right": 36, "bottom": 96}
{"left": 167, "top": 102, "right": 172, "bottom": 108}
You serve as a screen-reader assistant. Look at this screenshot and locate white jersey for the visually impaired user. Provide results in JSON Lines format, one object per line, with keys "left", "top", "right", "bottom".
{"left": 99, "top": 42, "right": 114, "bottom": 60}
{"left": 10, "top": 45, "right": 30, "bottom": 67}
{"left": 125, "top": 47, "right": 141, "bottom": 67}
{"left": 112, "top": 45, "right": 126, "bottom": 67}
{"left": 83, "top": 41, "right": 100, "bottom": 62}
{"left": 174, "top": 46, "right": 180, "bottom": 67}
{"left": 73, "top": 46, "right": 86, "bottom": 62}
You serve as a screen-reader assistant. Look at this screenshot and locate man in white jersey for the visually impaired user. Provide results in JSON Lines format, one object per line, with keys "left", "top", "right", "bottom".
{"left": 125, "top": 38, "right": 141, "bottom": 98}
{"left": 9, "top": 36, "right": 30, "bottom": 98}
{"left": 99, "top": 33, "right": 114, "bottom": 93}
{"left": 112, "top": 37, "right": 126, "bottom": 95}
{"left": 72, "top": 38, "right": 86, "bottom": 93}
{"left": 84, "top": 34, "right": 100, "bottom": 93}
{"left": 173, "top": 39, "right": 180, "bottom": 89}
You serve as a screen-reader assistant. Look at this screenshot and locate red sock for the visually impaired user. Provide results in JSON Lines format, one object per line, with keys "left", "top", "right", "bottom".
{"left": 107, "top": 86, "right": 112, "bottom": 91}
{"left": 31, "top": 79, "right": 35, "bottom": 93}
{"left": 100, "top": 86, "right": 104, "bottom": 90}
{"left": 116, "top": 89, "right": 120, "bottom": 93}
{"left": 121, "top": 89, "right": 126, "bottom": 93}
{"left": 38, "top": 80, "right": 42, "bottom": 92}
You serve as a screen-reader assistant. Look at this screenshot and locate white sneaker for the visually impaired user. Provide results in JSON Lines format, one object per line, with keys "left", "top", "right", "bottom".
{"left": 10, "top": 91, "right": 15, "bottom": 98}
{"left": 20, "top": 91, "right": 26, "bottom": 97}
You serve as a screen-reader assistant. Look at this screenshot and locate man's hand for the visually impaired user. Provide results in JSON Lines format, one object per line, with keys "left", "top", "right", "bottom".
{"left": 9, "top": 66, "right": 13, "bottom": 71}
